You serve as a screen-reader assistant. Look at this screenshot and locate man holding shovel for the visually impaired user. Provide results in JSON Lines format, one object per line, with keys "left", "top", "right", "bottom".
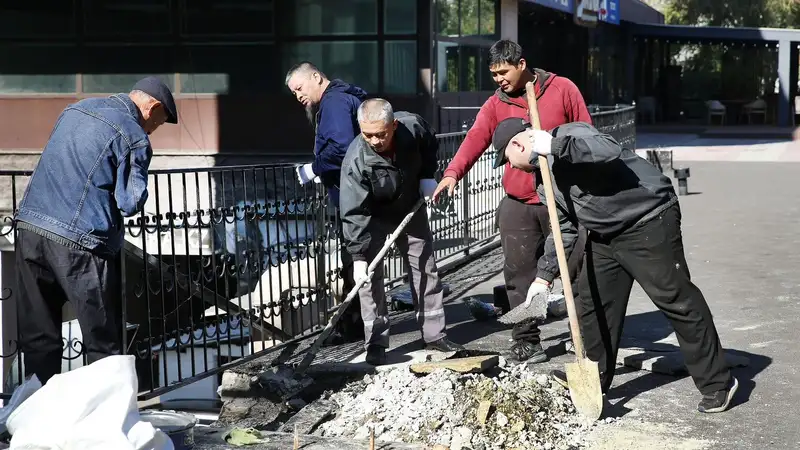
{"left": 432, "top": 39, "right": 591, "bottom": 364}
{"left": 491, "top": 118, "right": 738, "bottom": 414}
{"left": 339, "top": 98, "right": 464, "bottom": 366}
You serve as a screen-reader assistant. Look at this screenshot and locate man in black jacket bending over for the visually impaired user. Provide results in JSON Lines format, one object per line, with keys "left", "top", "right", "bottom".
{"left": 492, "top": 118, "right": 738, "bottom": 414}
{"left": 339, "top": 98, "right": 464, "bottom": 365}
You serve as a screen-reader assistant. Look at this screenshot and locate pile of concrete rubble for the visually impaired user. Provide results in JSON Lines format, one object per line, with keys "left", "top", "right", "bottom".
{"left": 316, "top": 359, "right": 604, "bottom": 450}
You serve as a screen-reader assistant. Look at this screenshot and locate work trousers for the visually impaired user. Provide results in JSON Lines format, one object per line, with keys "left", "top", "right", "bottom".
{"left": 577, "top": 203, "right": 732, "bottom": 395}
{"left": 15, "top": 229, "right": 122, "bottom": 385}
{"left": 497, "top": 197, "right": 550, "bottom": 344}
{"left": 359, "top": 208, "right": 446, "bottom": 349}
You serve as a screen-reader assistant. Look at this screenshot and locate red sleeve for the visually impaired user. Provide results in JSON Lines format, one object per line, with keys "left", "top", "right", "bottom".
{"left": 442, "top": 97, "right": 497, "bottom": 181}
{"left": 562, "top": 79, "right": 593, "bottom": 125}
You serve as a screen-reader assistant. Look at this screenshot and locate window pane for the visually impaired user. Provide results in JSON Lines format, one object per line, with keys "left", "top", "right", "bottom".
{"left": 283, "top": 42, "right": 378, "bottom": 93}
{"left": 437, "top": 0, "right": 459, "bottom": 36}
{"left": 282, "top": 0, "right": 377, "bottom": 36}
{"left": 460, "top": 0, "right": 479, "bottom": 36}
{"left": 0, "top": 44, "right": 78, "bottom": 93}
{"left": 0, "top": 2, "right": 75, "bottom": 38}
{"left": 479, "top": 49, "right": 496, "bottom": 90}
{"left": 437, "top": 43, "right": 486, "bottom": 93}
{"left": 385, "top": 41, "right": 417, "bottom": 94}
{"left": 83, "top": 0, "right": 172, "bottom": 37}
{"left": 384, "top": 0, "right": 416, "bottom": 34}
{"left": 479, "top": 0, "right": 496, "bottom": 36}
{"left": 437, "top": 42, "right": 458, "bottom": 92}
{"left": 181, "top": 0, "right": 274, "bottom": 36}
{"left": 461, "top": 46, "right": 480, "bottom": 91}
{"left": 179, "top": 44, "right": 278, "bottom": 94}
{"left": 83, "top": 46, "right": 175, "bottom": 93}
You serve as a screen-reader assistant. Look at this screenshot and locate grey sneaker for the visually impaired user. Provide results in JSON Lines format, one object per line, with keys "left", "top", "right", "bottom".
{"left": 697, "top": 377, "right": 739, "bottom": 413}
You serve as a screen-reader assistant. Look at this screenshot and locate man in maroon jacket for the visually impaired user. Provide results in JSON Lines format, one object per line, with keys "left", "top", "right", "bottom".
{"left": 432, "top": 39, "right": 591, "bottom": 364}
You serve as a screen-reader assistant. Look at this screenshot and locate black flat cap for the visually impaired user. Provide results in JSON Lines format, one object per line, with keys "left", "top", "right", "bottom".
{"left": 132, "top": 76, "right": 178, "bottom": 124}
{"left": 492, "top": 117, "right": 530, "bottom": 169}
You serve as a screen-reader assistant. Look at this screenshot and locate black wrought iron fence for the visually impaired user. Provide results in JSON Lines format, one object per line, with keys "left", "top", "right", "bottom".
{"left": 0, "top": 105, "right": 635, "bottom": 400}
{"left": 590, "top": 104, "right": 637, "bottom": 150}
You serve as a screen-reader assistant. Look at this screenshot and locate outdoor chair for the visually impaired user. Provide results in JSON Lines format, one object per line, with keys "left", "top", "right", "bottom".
{"left": 740, "top": 98, "right": 767, "bottom": 124}
{"left": 705, "top": 100, "right": 727, "bottom": 125}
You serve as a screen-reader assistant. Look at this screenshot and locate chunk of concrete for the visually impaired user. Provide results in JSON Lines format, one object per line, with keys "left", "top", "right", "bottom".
{"left": 409, "top": 355, "right": 499, "bottom": 375}
{"left": 278, "top": 399, "right": 336, "bottom": 435}
{"left": 476, "top": 400, "right": 492, "bottom": 425}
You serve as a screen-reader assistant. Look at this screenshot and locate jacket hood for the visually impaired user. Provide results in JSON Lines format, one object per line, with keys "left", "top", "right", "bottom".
{"left": 496, "top": 68, "right": 555, "bottom": 106}
{"left": 325, "top": 78, "right": 368, "bottom": 100}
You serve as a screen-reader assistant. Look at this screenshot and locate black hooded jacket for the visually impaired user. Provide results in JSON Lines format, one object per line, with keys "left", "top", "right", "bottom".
{"left": 533, "top": 122, "right": 678, "bottom": 282}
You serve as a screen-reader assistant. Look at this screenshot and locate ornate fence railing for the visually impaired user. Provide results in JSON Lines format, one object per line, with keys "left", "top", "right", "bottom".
{"left": 0, "top": 105, "right": 636, "bottom": 400}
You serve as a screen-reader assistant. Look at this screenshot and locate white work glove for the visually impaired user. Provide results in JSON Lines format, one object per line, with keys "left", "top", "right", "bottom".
{"left": 529, "top": 129, "right": 553, "bottom": 155}
{"left": 313, "top": 176, "right": 322, "bottom": 184}
{"left": 524, "top": 278, "right": 551, "bottom": 308}
{"left": 296, "top": 163, "right": 316, "bottom": 185}
{"left": 353, "top": 260, "right": 370, "bottom": 284}
{"left": 419, "top": 178, "right": 438, "bottom": 201}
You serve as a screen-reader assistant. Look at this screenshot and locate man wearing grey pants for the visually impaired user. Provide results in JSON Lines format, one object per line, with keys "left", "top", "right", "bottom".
{"left": 339, "top": 98, "right": 464, "bottom": 365}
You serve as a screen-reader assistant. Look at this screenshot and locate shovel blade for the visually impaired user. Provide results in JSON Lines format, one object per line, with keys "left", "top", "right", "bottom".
{"left": 565, "top": 357, "right": 604, "bottom": 420}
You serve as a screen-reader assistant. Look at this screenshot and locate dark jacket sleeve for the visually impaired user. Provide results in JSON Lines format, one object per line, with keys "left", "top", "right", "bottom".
{"left": 531, "top": 157, "right": 579, "bottom": 283}
{"left": 416, "top": 115, "right": 439, "bottom": 180}
{"left": 313, "top": 95, "right": 359, "bottom": 183}
{"left": 550, "top": 122, "right": 622, "bottom": 164}
{"left": 339, "top": 146, "right": 372, "bottom": 262}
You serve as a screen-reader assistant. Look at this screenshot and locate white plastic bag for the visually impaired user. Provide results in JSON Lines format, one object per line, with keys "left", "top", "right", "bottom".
{"left": 6, "top": 355, "right": 174, "bottom": 450}
{"left": 0, "top": 375, "right": 42, "bottom": 436}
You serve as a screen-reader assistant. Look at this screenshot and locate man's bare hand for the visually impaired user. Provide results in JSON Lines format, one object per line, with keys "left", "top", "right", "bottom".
{"left": 432, "top": 176, "right": 458, "bottom": 202}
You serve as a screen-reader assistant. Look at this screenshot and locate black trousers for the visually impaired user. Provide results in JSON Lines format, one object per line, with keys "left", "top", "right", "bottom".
{"left": 498, "top": 197, "right": 550, "bottom": 344}
{"left": 15, "top": 229, "right": 122, "bottom": 384}
{"left": 577, "top": 203, "right": 732, "bottom": 395}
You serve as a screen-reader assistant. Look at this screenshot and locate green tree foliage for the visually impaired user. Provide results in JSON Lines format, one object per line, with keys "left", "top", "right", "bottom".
{"left": 648, "top": 0, "right": 800, "bottom": 117}
{"left": 665, "top": 0, "right": 800, "bottom": 28}
{"left": 436, "top": 0, "right": 496, "bottom": 92}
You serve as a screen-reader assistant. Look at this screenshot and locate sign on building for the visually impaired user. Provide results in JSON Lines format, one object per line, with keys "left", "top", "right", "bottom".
{"left": 527, "top": 0, "right": 620, "bottom": 25}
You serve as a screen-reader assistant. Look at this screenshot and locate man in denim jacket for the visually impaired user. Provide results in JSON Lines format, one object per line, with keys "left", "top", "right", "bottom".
{"left": 14, "top": 76, "right": 178, "bottom": 384}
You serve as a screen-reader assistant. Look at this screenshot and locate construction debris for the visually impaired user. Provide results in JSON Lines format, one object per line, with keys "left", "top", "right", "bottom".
{"left": 315, "top": 361, "right": 602, "bottom": 449}
{"left": 278, "top": 399, "right": 336, "bottom": 435}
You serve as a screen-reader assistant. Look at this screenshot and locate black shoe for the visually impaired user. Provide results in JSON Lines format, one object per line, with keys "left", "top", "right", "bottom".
{"left": 698, "top": 377, "right": 739, "bottom": 413}
{"left": 425, "top": 338, "right": 465, "bottom": 352}
{"left": 365, "top": 346, "right": 387, "bottom": 366}
{"left": 550, "top": 369, "right": 609, "bottom": 393}
{"left": 509, "top": 341, "right": 548, "bottom": 364}
{"left": 551, "top": 369, "right": 570, "bottom": 389}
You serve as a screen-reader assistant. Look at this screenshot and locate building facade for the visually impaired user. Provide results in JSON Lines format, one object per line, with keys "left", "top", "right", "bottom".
{"left": 0, "top": 0, "right": 661, "bottom": 158}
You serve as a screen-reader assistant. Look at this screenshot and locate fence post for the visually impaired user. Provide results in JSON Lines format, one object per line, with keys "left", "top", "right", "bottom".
{"left": 461, "top": 169, "right": 470, "bottom": 257}
{"left": 315, "top": 188, "right": 329, "bottom": 324}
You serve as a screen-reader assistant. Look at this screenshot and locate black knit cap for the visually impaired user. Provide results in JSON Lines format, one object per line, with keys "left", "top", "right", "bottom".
{"left": 132, "top": 76, "right": 178, "bottom": 124}
{"left": 492, "top": 117, "right": 530, "bottom": 169}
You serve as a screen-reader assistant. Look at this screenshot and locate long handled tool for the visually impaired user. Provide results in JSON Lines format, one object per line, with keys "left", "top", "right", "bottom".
{"left": 291, "top": 198, "right": 427, "bottom": 379}
{"left": 525, "top": 81, "right": 604, "bottom": 420}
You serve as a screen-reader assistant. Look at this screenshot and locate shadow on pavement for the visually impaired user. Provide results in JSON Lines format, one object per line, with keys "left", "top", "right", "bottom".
{"left": 602, "top": 311, "right": 773, "bottom": 417}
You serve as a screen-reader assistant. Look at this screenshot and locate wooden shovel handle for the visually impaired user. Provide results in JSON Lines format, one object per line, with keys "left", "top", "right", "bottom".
{"left": 524, "top": 81, "right": 586, "bottom": 358}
